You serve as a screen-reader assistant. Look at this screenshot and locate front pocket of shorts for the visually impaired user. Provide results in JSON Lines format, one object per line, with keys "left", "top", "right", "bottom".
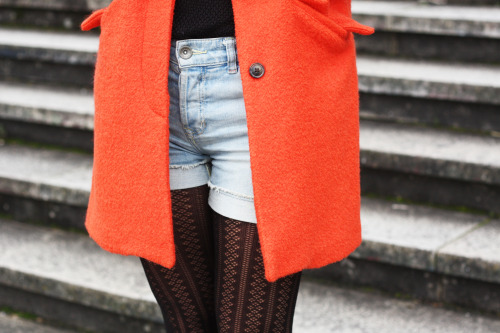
{"left": 169, "top": 60, "right": 181, "bottom": 74}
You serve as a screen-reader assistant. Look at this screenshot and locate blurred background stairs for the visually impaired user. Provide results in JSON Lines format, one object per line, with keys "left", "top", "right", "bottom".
{"left": 0, "top": 0, "right": 499, "bottom": 332}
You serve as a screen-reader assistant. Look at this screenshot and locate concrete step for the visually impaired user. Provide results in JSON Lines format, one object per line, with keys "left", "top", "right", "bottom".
{"left": 353, "top": 1, "right": 500, "bottom": 63}
{"left": 358, "top": 197, "right": 499, "bottom": 284}
{"left": 0, "top": 311, "right": 77, "bottom": 333}
{"left": 354, "top": 1, "right": 500, "bottom": 38}
{"left": 2, "top": 0, "right": 499, "bottom": 34}
{"left": 345, "top": 197, "right": 500, "bottom": 314}
{"left": 293, "top": 277, "right": 500, "bottom": 333}
{"left": 4, "top": 71, "right": 499, "bottom": 151}
{"left": 360, "top": 0, "right": 500, "bottom": 7}
{"left": 4, "top": 0, "right": 499, "bottom": 10}
{"left": 0, "top": 116, "right": 499, "bottom": 229}
{"left": 0, "top": 26, "right": 499, "bottom": 133}
{"left": 357, "top": 55, "right": 500, "bottom": 133}
{"left": 357, "top": 55, "right": 500, "bottom": 105}
{"left": 0, "top": 218, "right": 162, "bottom": 333}
{"left": 0, "top": 27, "right": 97, "bottom": 87}
{"left": 0, "top": 206, "right": 499, "bottom": 333}
{"left": 2, "top": 0, "right": 499, "bottom": 63}
{"left": 0, "top": 0, "right": 110, "bottom": 31}
{"left": 0, "top": 81, "right": 94, "bottom": 150}
{"left": 1, "top": 26, "right": 498, "bottom": 100}
{"left": 0, "top": 0, "right": 111, "bottom": 11}
{"left": 0, "top": 141, "right": 92, "bottom": 229}
{"left": 0, "top": 9, "right": 92, "bottom": 32}
{"left": 359, "top": 119, "right": 500, "bottom": 214}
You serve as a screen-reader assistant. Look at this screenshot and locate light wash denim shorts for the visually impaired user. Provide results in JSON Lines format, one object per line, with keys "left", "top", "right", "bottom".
{"left": 168, "top": 36, "right": 257, "bottom": 224}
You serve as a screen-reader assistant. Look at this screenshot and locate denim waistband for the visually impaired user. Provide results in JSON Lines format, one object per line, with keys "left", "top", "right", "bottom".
{"left": 170, "top": 36, "right": 239, "bottom": 74}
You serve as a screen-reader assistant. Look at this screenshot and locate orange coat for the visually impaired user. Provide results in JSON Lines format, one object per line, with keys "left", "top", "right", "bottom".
{"left": 80, "top": 0, "right": 375, "bottom": 283}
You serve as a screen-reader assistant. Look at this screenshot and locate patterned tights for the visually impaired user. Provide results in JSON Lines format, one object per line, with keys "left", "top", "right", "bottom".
{"left": 139, "top": 184, "right": 302, "bottom": 333}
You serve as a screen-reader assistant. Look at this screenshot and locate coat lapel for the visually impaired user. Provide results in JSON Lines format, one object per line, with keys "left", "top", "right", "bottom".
{"left": 141, "top": 0, "right": 176, "bottom": 119}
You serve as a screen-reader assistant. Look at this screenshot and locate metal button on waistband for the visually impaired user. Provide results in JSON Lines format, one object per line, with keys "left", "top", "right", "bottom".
{"left": 249, "top": 62, "right": 265, "bottom": 78}
{"left": 179, "top": 46, "right": 193, "bottom": 59}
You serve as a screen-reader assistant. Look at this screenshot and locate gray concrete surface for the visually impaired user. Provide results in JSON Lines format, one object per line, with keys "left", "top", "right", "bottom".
{"left": 294, "top": 277, "right": 500, "bottom": 332}
{"left": 437, "top": 220, "right": 500, "bottom": 283}
{"left": 0, "top": 27, "right": 98, "bottom": 52}
{"left": 357, "top": 55, "right": 500, "bottom": 104}
{"left": 359, "top": 119, "right": 500, "bottom": 184}
{"left": 357, "top": 197, "right": 491, "bottom": 274}
{"left": 0, "top": 0, "right": 112, "bottom": 11}
{"left": 2, "top": 27, "right": 498, "bottom": 104}
{"left": 0, "top": 311, "right": 75, "bottom": 333}
{"left": 0, "top": 143, "right": 92, "bottom": 205}
{"left": 0, "top": 81, "right": 94, "bottom": 129}
{"left": 1, "top": 217, "right": 499, "bottom": 332}
{"left": 352, "top": 1, "right": 500, "bottom": 37}
{"left": 1, "top": 119, "right": 499, "bottom": 207}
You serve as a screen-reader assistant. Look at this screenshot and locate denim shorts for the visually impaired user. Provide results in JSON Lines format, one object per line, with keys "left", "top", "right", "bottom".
{"left": 168, "top": 36, "right": 257, "bottom": 224}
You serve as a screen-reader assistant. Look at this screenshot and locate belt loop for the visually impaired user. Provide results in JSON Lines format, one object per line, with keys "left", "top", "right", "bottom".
{"left": 223, "top": 38, "right": 238, "bottom": 74}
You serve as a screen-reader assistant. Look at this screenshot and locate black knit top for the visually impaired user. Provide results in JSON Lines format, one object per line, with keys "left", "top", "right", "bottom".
{"left": 171, "top": 0, "right": 236, "bottom": 40}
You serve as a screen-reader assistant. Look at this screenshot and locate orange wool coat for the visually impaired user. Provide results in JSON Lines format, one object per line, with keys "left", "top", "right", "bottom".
{"left": 80, "top": 0, "right": 375, "bottom": 283}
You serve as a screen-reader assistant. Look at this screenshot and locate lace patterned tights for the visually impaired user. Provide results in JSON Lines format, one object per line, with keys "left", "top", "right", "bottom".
{"left": 139, "top": 184, "right": 302, "bottom": 333}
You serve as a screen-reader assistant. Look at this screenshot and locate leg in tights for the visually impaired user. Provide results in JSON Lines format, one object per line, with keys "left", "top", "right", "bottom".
{"left": 139, "top": 184, "right": 217, "bottom": 333}
{"left": 213, "top": 210, "right": 302, "bottom": 333}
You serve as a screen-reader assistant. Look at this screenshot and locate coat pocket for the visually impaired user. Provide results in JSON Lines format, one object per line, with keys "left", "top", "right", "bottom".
{"left": 289, "top": 0, "right": 374, "bottom": 40}
{"left": 80, "top": 7, "right": 107, "bottom": 31}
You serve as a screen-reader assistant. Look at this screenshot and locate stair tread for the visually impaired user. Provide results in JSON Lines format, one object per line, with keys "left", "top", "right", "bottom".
{"left": 353, "top": 0, "right": 500, "bottom": 37}
{"left": 1, "top": 26, "right": 498, "bottom": 92}
{"left": 0, "top": 26, "right": 98, "bottom": 52}
{"left": 357, "top": 55, "right": 500, "bottom": 89}
{"left": 353, "top": 1, "right": 500, "bottom": 23}
{"left": 0, "top": 197, "right": 498, "bottom": 296}
{"left": 0, "top": 218, "right": 154, "bottom": 302}
{"left": 0, "top": 0, "right": 108, "bottom": 11}
{"left": 0, "top": 201, "right": 499, "bottom": 329}
{"left": 436, "top": 218, "right": 500, "bottom": 282}
{"left": 0, "top": 143, "right": 92, "bottom": 200}
{"left": 1, "top": 56, "right": 499, "bottom": 124}
{"left": 0, "top": 81, "right": 93, "bottom": 116}
{"left": 360, "top": 120, "right": 500, "bottom": 170}
{"left": 356, "top": 55, "right": 500, "bottom": 104}
{"left": 294, "top": 278, "right": 500, "bottom": 332}
{"left": 359, "top": 197, "right": 499, "bottom": 283}
{"left": 2, "top": 25, "right": 498, "bottom": 99}
{"left": 1, "top": 118, "right": 499, "bottom": 207}
{"left": 0, "top": 311, "right": 76, "bottom": 333}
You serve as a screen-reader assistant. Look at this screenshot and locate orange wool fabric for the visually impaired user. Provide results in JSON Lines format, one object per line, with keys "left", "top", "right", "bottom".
{"left": 80, "top": 0, "right": 375, "bottom": 283}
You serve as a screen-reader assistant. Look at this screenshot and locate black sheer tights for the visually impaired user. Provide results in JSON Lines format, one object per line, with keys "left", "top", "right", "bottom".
{"left": 139, "top": 184, "right": 302, "bottom": 333}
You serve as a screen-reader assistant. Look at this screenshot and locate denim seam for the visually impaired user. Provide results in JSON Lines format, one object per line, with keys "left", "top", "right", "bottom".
{"left": 169, "top": 60, "right": 181, "bottom": 74}
{"left": 179, "top": 61, "right": 227, "bottom": 69}
{"left": 169, "top": 159, "right": 211, "bottom": 170}
{"left": 207, "top": 180, "right": 254, "bottom": 201}
{"left": 223, "top": 38, "right": 238, "bottom": 74}
{"left": 197, "top": 66, "right": 206, "bottom": 135}
{"left": 179, "top": 68, "right": 203, "bottom": 151}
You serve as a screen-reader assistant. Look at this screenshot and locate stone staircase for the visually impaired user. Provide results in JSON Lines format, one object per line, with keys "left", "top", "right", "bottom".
{"left": 0, "top": 0, "right": 499, "bottom": 332}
